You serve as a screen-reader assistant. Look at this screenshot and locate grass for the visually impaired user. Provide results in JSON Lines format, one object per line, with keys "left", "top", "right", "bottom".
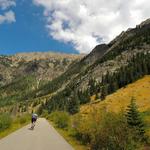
{"left": 46, "top": 76, "right": 150, "bottom": 149}
{"left": 81, "top": 75, "right": 150, "bottom": 114}
{"left": 48, "top": 120, "right": 88, "bottom": 150}
{"left": 0, "top": 115, "right": 30, "bottom": 139}
{"left": 80, "top": 75, "right": 150, "bottom": 137}
{"left": 42, "top": 76, "right": 150, "bottom": 149}
{"left": 141, "top": 109, "right": 150, "bottom": 136}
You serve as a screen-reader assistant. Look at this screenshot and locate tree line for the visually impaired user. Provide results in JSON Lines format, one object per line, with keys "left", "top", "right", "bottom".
{"left": 40, "top": 51, "right": 150, "bottom": 115}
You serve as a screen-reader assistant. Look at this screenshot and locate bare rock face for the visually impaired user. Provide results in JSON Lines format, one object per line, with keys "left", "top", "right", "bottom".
{"left": 82, "top": 44, "right": 109, "bottom": 65}
{"left": 136, "top": 18, "right": 150, "bottom": 28}
{"left": 0, "top": 52, "right": 84, "bottom": 86}
{"left": 14, "top": 52, "right": 84, "bottom": 62}
{"left": 75, "top": 18, "right": 150, "bottom": 90}
{"left": 49, "top": 18, "right": 150, "bottom": 92}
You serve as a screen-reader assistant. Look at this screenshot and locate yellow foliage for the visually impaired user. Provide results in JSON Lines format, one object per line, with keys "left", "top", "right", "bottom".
{"left": 81, "top": 75, "right": 150, "bottom": 114}
{"left": 90, "top": 95, "right": 96, "bottom": 102}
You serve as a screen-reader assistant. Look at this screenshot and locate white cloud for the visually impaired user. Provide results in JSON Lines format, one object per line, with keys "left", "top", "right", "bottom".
{"left": 0, "top": 10, "right": 15, "bottom": 24}
{"left": 33, "top": 0, "right": 150, "bottom": 53}
{"left": 0, "top": 0, "right": 16, "bottom": 25}
{"left": 0, "top": 0, "right": 16, "bottom": 10}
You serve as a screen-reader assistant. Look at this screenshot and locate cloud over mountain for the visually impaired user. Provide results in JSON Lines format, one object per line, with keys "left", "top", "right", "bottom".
{"left": 34, "top": 0, "right": 150, "bottom": 53}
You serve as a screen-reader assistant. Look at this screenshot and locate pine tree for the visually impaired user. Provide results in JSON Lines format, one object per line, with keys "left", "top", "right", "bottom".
{"left": 101, "top": 85, "right": 108, "bottom": 100}
{"left": 88, "top": 78, "right": 96, "bottom": 96}
{"left": 126, "top": 98, "right": 145, "bottom": 140}
{"left": 67, "top": 92, "right": 79, "bottom": 114}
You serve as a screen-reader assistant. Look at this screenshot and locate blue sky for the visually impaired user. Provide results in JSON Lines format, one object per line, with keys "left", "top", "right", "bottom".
{"left": 0, "top": 0, "right": 77, "bottom": 55}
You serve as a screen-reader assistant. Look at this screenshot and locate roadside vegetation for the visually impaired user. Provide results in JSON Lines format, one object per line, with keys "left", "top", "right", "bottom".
{"left": 0, "top": 113, "right": 30, "bottom": 139}
{"left": 44, "top": 98, "right": 150, "bottom": 150}
{"left": 42, "top": 111, "right": 88, "bottom": 150}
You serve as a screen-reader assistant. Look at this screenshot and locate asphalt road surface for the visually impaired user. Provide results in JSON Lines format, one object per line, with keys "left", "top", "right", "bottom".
{"left": 0, "top": 118, "right": 74, "bottom": 150}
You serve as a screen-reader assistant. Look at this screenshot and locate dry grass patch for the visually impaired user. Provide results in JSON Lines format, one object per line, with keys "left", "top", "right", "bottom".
{"left": 81, "top": 75, "right": 150, "bottom": 114}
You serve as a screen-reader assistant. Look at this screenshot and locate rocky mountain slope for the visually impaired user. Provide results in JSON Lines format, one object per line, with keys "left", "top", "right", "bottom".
{"left": 39, "top": 18, "right": 150, "bottom": 113}
{"left": 0, "top": 52, "right": 83, "bottom": 110}
{"left": 0, "top": 18, "right": 150, "bottom": 115}
{"left": 0, "top": 52, "right": 83, "bottom": 87}
{"left": 34, "top": 19, "right": 150, "bottom": 96}
{"left": 74, "top": 18, "right": 150, "bottom": 89}
{"left": 81, "top": 75, "right": 150, "bottom": 114}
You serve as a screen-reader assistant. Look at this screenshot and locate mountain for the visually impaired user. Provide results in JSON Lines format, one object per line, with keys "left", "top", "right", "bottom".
{"left": 0, "top": 52, "right": 83, "bottom": 110}
{"left": 36, "top": 18, "right": 150, "bottom": 98}
{"left": 0, "top": 18, "right": 150, "bottom": 115}
{"left": 0, "top": 52, "right": 83, "bottom": 86}
{"left": 14, "top": 52, "right": 84, "bottom": 62}
{"left": 40, "top": 18, "right": 150, "bottom": 114}
{"left": 81, "top": 75, "right": 150, "bottom": 114}
{"left": 31, "top": 44, "right": 109, "bottom": 97}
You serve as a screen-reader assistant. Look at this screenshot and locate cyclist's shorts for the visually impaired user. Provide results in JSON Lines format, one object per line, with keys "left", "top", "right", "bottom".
{"left": 31, "top": 118, "right": 37, "bottom": 123}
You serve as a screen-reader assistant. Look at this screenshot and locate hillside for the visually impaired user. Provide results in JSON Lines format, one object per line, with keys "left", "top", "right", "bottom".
{"left": 80, "top": 75, "right": 150, "bottom": 137}
{"left": 80, "top": 75, "right": 150, "bottom": 114}
{"left": 0, "top": 52, "right": 83, "bottom": 87}
{"left": 14, "top": 52, "right": 84, "bottom": 62}
{"left": 0, "top": 18, "right": 150, "bottom": 116}
{"left": 29, "top": 44, "right": 109, "bottom": 97}
{"left": 0, "top": 52, "right": 83, "bottom": 112}
{"left": 37, "top": 19, "right": 150, "bottom": 97}
{"left": 40, "top": 18, "right": 150, "bottom": 114}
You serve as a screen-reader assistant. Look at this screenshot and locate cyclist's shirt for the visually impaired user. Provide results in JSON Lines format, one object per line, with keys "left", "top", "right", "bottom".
{"left": 32, "top": 114, "right": 38, "bottom": 119}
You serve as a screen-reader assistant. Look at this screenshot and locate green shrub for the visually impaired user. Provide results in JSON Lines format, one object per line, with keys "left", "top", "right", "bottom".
{"left": 71, "top": 113, "right": 92, "bottom": 144}
{"left": 49, "top": 111, "right": 70, "bottom": 129}
{"left": 19, "top": 117, "right": 27, "bottom": 124}
{"left": 41, "top": 110, "right": 49, "bottom": 119}
{"left": 18, "top": 114, "right": 30, "bottom": 125}
{"left": 0, "top": 113, "right": 12, "bottom": 131}
{"left": 72, "top": 110, "right": 143, "bottom": 150}
{"left": 90, "top": 112, "right": 140, "bottom": 150}
{"left": 126, "top": 98, "right": 146, "bottom": 142}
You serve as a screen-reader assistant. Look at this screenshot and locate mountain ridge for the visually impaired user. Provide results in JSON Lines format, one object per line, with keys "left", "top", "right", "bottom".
{"left": 13, "top": 52, "right": 84, "bottom": 62}
{"left": 39, "top": 18, "right": 150, "bottom": 114}
{"left": 0, "top": 18, "right": 150, "bottom": 116}
{"left": 0, "top": 52, "right": 83, "bottom": 87}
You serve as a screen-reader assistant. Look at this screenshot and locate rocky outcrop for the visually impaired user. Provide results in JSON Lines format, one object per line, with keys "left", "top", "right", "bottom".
{"left": 0, "top": 52, "right": 83, "bottom": 86}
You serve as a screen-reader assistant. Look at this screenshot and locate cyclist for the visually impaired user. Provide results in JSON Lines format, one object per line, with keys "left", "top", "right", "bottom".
{"left": 31, "top": 113, "right": 38, "bottom": 130}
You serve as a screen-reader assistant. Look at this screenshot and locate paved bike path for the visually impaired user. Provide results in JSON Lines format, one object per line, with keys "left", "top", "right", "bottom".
{"left": 0, "top": 118, "right": 74, "bottom": 150}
